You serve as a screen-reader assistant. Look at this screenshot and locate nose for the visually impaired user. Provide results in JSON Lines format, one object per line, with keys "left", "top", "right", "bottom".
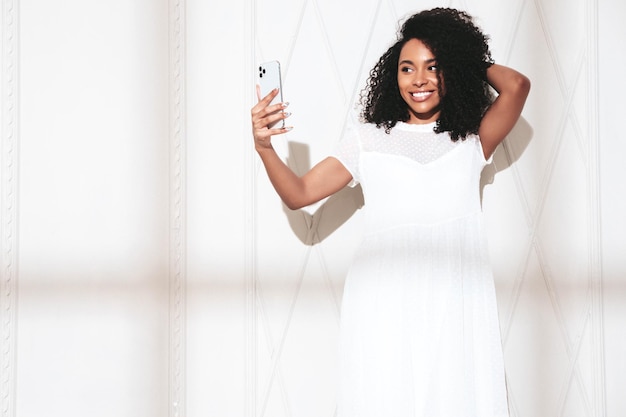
{"left": 412, "top": 70, "right": 428, "bottom": 87}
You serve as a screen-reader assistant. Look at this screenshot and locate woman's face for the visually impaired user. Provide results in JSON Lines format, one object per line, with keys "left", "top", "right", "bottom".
{"left": 397, "top": 38, "right": 442, "bottom": 124}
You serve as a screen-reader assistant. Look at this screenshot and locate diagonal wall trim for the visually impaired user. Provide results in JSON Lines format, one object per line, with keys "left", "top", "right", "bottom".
{"left": 533, "top": 0, "right": 569, "bottom": 97}
{"left": 310, "top": 0, "right": 347, "bottom": 102}
{"left": 281, "top": 0, "right": 308, "bottom": 80}
{"left": 169, "top": 1, "right": 187, "bottom": 416}
{"left": 502, "top": 1, "right": 606, "bottom": 416}
{"left": 501, "top": 0, "right": 526, "bottom": 65}
{"left": 342, "top": 0, "right": 383, "bottom": 124}
{"left": 1, "top": 1, "right": 19, "bottom": 416}
{"left": 556, "top": 297, "right": 593, "bottom": 416}
{"left": 259, "top": 247, "right": 312, "bottom": 417}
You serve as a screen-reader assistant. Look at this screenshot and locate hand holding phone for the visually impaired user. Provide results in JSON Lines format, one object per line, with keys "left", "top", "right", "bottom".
{"left": 257, "top": 61, "right": 285, "bottom": 128}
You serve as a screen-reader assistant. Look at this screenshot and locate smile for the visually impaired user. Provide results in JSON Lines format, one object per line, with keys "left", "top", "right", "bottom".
{"left": 410, "top": 91, "right": 434, "bottom": 102}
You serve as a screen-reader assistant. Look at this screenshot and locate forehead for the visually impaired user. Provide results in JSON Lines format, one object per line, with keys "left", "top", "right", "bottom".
{"left": 399, "top": 38, "right": 436, "bottom": 60}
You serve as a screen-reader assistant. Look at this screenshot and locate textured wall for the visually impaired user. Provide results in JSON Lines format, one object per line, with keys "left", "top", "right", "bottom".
{"left": 1, "top": 0, "right": 624, "bottom": 416}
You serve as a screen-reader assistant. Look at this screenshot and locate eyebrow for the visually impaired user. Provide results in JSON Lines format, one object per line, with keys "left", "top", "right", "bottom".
{"left": 399, "top": 58, "right": 437, "bottom": 65}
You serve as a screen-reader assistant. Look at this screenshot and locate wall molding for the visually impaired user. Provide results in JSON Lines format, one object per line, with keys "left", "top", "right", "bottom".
{"left": 169, "top": 0, "right": 186, "bottom": 416}
{"left": 587, "top": 0, "right": 606, "bottom": 416}
{"left": 245, "top": 1, "right": 257, "bottom": 416}
{"left": 1, "top": 1, "right": 19, "bottom": 416}
{"left": 0, "top": 0, "right": 19, "bottom": 416}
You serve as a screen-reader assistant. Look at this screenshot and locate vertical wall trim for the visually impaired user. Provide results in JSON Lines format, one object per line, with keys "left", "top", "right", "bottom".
{"left": 245, "top": 0, "right": 257, "bottom": 416}
{"left": 169, "top": 0, "right": 186, "bottom": 416}
{"left": 587, "top": 1, "right": 606, "bottom": 416}
{"left": 0, "top": 1, "right": 19, "bottom": 416}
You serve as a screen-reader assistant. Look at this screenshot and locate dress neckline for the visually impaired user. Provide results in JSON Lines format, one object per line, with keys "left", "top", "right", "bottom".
{"left": 394, "top": 121, "right": 438, "bottom": 133}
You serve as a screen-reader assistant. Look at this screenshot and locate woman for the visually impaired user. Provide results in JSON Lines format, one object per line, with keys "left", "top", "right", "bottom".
{"left": 251, "top": 7, "right": 530, "bottom": 417}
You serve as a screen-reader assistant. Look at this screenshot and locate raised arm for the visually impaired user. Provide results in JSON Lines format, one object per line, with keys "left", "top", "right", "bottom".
{"left": 251, "top": 87, "right": 353, "bottom": 210}
{"left": 478, "top": 64, "right": 531, "bottom": 159}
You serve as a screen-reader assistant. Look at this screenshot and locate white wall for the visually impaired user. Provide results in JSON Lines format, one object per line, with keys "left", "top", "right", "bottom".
{"left": 2, "top": 1, "right": 170, "bottom": 416}
{"left": 599, "top": 1, "right": 626, "bottom": 416}
{"left": 0, "top": 0, "right": 623, "bottom": 416}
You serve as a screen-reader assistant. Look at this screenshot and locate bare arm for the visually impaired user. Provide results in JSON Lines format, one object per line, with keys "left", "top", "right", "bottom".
{"left": 251, "top": 87, "right": 353, "bottom": 210}
{"left": 478, "top": 64, "right": 531, "bottom": 159}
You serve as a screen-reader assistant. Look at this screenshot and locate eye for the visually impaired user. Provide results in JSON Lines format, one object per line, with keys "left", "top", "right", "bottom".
{"left": 428, "top": 64, "right": 439, "bottom": 71}
{"left": 400, "top": 66, "right": 414, "bottom": 73}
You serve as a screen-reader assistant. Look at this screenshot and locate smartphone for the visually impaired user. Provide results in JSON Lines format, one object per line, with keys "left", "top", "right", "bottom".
{"left": 258, "top": 60, "right": 284, "bottom": 128}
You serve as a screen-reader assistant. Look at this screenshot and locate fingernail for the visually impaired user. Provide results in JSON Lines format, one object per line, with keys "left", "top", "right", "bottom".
{"left": 283, "top": 112, "right": 292, "bottom": 118}
{"left": 284, "top": 126, "right": 293, "bottom": 131}
{"left": 281, "top": 102, "right": 290, "bottom": 108}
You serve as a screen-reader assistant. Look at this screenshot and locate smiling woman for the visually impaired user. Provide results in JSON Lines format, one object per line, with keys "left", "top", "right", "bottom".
{"left": 360, "top": 8, "right": 502, "bottom": 141}
{"left": 251, "top": 7, "right": 529, "bottom": 417}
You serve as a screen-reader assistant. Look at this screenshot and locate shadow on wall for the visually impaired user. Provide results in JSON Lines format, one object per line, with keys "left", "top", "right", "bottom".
{"left": 282, "top": 116, "right": 533, "bottom": 246}
{"left": 480, "top": 116, "right": 534, "bottom": 200}
{"left": 282, "top": 141, "right": 364, "bottom": 246}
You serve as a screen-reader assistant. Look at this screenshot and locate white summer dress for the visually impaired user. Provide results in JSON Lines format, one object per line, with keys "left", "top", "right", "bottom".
{"left": 332, "top": 120, "right": 509, "bottom": 417}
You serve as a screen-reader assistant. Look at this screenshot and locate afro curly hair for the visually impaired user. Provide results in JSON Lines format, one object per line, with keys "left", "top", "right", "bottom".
{"left": 360, "top": 8, "right": 495, "bottom": 141}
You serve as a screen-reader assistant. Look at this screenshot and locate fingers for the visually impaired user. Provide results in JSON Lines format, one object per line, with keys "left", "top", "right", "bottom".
{"left": 262, "top": 124, "right": 293, "bottom": 137}
{"left": 267, "top": 111, "right": 292, "bottom": 130}
{"left": 254, "top": 101, "right": 288, "bottom": 118}
{"left": 251, "top": 99, "right": 290, "bottom": 127}
{"left": 252, "top": 106, "right": 292, "bottom": 131}
{"left": 251, "top": 87, "right": 292, "bottom": 150}
{"left": 251, "top": 88, "right": 285, "bottom": 118}
{"left": 255, "top": 86, "right": 280, "bottom": 104}
{"left": 251, "top": 100, "right": 292, "bottom": 150}
{"left": 252, "top": 120, "right": 292, "bottom": 151}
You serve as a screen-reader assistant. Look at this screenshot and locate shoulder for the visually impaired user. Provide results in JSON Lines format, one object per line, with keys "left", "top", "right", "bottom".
{"left": 352, "top": 120, "right": 382, "bottom": 135}
{"left": 342, "top": 120, "right": 388, "bottom": 144}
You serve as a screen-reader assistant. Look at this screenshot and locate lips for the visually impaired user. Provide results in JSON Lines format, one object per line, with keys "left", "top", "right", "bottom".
{"left": 410, "top": 91, "right": 434, "bottom": 101}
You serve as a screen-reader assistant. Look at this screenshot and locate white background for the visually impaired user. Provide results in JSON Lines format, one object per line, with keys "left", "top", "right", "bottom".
{"left": 1, "top": 0, "right": 624, "bottom": 416}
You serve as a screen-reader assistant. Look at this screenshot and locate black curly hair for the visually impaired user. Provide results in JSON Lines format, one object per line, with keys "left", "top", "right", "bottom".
{"left": 360, "top": 8, "right": 494, "bottom": 140}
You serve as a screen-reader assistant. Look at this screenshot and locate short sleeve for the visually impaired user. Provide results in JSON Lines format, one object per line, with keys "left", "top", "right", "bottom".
{"left": 331, "top": 120, "right": 361, "bottom": 187}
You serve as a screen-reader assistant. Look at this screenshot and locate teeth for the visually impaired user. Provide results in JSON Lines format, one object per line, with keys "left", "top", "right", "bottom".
{"left": 412, "top": 91, "right": 432, "bottom": 98}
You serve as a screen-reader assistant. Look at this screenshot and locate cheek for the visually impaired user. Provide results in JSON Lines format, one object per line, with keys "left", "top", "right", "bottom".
{"left": 397, "top": 74, "right": 407, "bottom": 89}
{"left": 437, "top": 74, "right": 445, "bottom": 95}
{"left": 397, "top": 78, "right": 411, "bottom": 101}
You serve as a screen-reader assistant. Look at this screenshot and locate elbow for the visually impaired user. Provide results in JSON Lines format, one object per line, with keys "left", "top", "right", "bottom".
{"left": 282, "top": 184, "right": 316, "bottom": 211}
{"left": 515, "top": 74, "right": 531, "bottom": 98}
{"left": 283, "top": 200, "right": 304, "bottom": 211}
{"left": 282, "top": 195, "right": 309, "bottom": 211}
